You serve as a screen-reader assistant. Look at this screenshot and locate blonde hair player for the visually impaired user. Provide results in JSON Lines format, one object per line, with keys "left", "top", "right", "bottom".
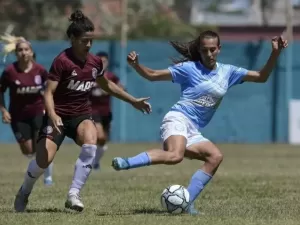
{"left": 0, "top": 33, "right": 54, "bottom": 186}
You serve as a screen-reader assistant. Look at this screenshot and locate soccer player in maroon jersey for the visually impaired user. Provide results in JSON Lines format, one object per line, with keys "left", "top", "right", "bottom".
{"left": 91, "top": 51, "right": 124, "bottom": 170}
{"left": 14, "top": 10, "right": 151, "bottom": 212}
{"left": 0, "top": 40, "right": 53, "bottom": 186}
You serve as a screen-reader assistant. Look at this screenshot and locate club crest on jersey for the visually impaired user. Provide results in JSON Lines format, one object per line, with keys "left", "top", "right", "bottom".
{"left": 71, "top": 70, "right": 77, "bottom": 76}
{"left": 92, "top": 68, "right": 97, "bottom": 79}
{"left": 15, "top": 80, "right": 21, "bottom": 85}
{"left": 43, "top": 126, "right": 53, "bottom": 134}
{"left": 34, "top": 75, "right": 42, "bottom": 85}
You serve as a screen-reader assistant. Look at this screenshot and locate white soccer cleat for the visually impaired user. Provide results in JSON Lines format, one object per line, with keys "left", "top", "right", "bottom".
{"left": 65, "top": 193, "right": 84, "bottom": 212}
{"left": 14, "top": 187, "right": 30, "bottom": 212}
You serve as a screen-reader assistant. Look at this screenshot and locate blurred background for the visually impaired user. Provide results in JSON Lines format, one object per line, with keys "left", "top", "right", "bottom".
{"left": 0, "top": 0, "right": 299, "bottom": 144}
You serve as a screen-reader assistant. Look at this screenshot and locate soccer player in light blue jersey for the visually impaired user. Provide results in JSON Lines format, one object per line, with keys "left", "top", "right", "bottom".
{"left": 112, "top": 30, "right": 288, "bottom": 215}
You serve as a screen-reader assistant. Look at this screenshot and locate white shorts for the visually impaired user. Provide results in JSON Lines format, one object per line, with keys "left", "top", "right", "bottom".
{"left": 160, "top": 111, "right": 209, "bottom": 147}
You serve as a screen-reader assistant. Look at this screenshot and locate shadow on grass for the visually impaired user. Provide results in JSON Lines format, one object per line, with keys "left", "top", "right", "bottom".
{"left": 0, "top": 207, "right": 76, "bottom": 214}
{"left": 96, "top": 207, "right": 180, "bottom": 216}
{"left": 27, "top": 208, "right": 76, "bottom": 214}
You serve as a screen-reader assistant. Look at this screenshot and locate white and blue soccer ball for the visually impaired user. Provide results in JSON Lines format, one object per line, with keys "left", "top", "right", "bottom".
{"left": 160, "top": 184, "right": 190, "bottom": 214}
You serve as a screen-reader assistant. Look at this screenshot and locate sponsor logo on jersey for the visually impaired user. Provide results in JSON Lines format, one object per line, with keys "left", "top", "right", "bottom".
{"left": 16, "top": 85, "right": 43, "bottom": 94}
{"left": 192, "top": 95, "right": 223, "bottom": 109}
{"left": 67, "top": 80, "right": 95, "bottom": 92}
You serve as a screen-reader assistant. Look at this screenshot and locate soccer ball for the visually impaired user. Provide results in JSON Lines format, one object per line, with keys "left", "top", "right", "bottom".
{"left": 160, "top": 184, "right": 190, "bottom": 214}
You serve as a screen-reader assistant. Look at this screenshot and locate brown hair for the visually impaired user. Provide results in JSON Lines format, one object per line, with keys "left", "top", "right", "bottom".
{"left": 170, "top": 30, "right": 220, "bottom": 64}
{"left": 66, "top": 9, "right": 94, "bottom": 38}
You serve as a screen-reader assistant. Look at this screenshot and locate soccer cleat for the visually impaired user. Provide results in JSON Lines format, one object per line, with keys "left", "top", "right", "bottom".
{"left": 14, "top": 187, "right": 30, "bottom": 212}
{"left": 111, "top": 157, "right": 130, "bottom": 170}
{"left": 185, "top": 202, "right": 200, "bottom": 215}
{"left": 65, "top": 193, "right": 84, "bottom": 212}
{"left": 44, "top": 178, "right": 53, "bottom": 186}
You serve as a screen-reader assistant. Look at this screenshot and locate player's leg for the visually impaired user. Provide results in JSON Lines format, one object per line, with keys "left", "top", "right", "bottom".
{"left": 102, "top": 113, "right": 112, "bottom": 154}
{"left": 182, "top": 133, "right": 223, "bottom": 215}
{"left": 112, "top": 111, "right": 188, "bottom": 170}
{"left": 31, "top": 115, "right": 54, "bottom": 186}
{"left": 14, "top": 116, "right": 65, "bottom": 212}
{"left": 65, "top": 116, "right": 97, "bottom": 212}
{"left": 11, "top": 121, "right": 35, "bottom": 157}
{"left": 93, "top": 114, "right": 110, "bottom": 170}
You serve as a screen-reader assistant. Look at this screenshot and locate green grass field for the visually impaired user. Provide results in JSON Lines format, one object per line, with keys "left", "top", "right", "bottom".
{"left": 1, "top": 143, "right": 300, "bottom": 225}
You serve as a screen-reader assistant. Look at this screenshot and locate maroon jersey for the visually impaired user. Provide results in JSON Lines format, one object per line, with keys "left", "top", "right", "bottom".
{"left": 48, "top": 48, "right": 104, "bottom": 116}
{"left": 0, "top": 62, "right": 47, "bottom": 121}
{"left": 90, "top": 71, "right": 119, "bottom": 116}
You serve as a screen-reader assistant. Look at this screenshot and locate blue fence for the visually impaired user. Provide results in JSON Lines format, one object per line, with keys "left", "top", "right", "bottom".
{"left": 0, "top": 40, "right": 297, "bottom": 143}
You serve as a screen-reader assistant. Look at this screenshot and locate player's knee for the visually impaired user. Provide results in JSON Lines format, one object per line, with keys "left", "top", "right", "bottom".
{"left": 208, "top": 151, "right": 223, "bottom": 167}
{"left": 81, "top": 128, "right": 98, "bottom": 145}
{"left": 35, "top": 143, "right": 54, "bottom": 169}
{"left": 19, "top": 142, "right": 34, "bottom": 155}
{"left": 167, "top": 152, "right": 184, "bottom": 164}
{"left": 84, "top": 128, "right": 98, "bottom": 145}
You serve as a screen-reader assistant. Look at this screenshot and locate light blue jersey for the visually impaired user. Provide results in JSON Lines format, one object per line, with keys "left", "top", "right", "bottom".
{"left": 168, "top": 61, "right": 248, "bottom": 128}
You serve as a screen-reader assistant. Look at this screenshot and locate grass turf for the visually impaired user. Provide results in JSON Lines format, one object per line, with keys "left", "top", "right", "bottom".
{"left": 0, "top": 143, "right": 300, "bottom": 225}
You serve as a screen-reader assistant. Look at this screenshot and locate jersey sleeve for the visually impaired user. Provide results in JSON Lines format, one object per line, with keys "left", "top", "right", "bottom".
{"left": 228, "top": 65, "right": 248, "bottom": 87}
{"left": 0, "top": 70, "right": 9, "bottom": 92}
{"left": 40, "top": 67, "right": 48, "bottom": 89}
{"left": 48, "top": 58, "right": 64, "bottom": 82}
{"left": 40, "top": 67, "right": 48, "bottom": 83}
{"left": 167, "top": 62, "right": 189, "bottom": 84}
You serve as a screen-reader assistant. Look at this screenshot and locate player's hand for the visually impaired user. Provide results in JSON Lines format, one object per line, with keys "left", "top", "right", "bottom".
{"left": 1, "top": 110, "right": 11, "bottom": 123}
{"left": 127, "top": 51, "right": 139, "bottom": 66}
{"left": 131, "top": 97, "right": 152, "bottom": 114}
{"left": 271, "top": 36, "right": 288, "bottom": 53}
{"left": 49, "top": 113, "right": 63, "bottom": 133}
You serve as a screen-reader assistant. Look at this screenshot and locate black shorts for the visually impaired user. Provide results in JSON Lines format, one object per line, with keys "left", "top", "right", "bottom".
{"left": 38, "top": 114, "right": 93, "bottom": 149}
{"left": 11, "top": 115, "right": 44, "bottom": 143}
{"left": 92, "top": 112, "right": 112, "bottom": 132}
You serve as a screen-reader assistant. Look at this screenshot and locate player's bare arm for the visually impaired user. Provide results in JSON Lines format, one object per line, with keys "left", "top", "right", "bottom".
{"left": 96, "top": 76, "right": 151, "bottom": 114}
{"left": 0, "top": 90, "right": 11, "bottom": 123}
{"left": 127, "top": 51, "right": 172, "bottom": 82}
{"left": 44, "top": 80, "right": 63, "bottom": 132}
{"left": 243, "top": 36, "right": 288, "bottom": 83}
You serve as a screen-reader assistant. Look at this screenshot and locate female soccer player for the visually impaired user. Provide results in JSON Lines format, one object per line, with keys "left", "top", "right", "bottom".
{"left": 111, "top": 30, "right": 288, "bottom": 215}
{"left": 91, "top": 51, "right": 124, "bottom": 170}
{"left": 14, "top": 9, "right": 151, "bottom": 213}
{"left": 0, "top": 39, "right": 53, "bottom": 186}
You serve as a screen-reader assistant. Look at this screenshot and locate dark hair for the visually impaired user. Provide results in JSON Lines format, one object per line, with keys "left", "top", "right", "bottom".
{"left": 170, "top": 30, "right": 220, "bottom": 64}
{"left": 96, "top": 51, "right": 109, "bottom": 58}
{"left": 66, "top": 10, "right": 94, "bottom": 38}
{"left": 32, "top": 52, "right": 36, "bottom": 60}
